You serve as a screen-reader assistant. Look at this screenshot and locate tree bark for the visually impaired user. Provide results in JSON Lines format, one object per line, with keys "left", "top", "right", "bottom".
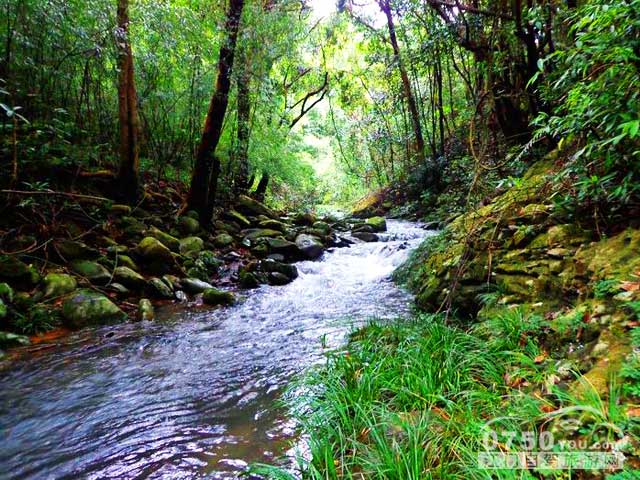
{"left": 187, "top": 0, "right": 244, "bottom": 223}
{"left": 116, "top": 0, "right": 141, "bottom": 203}
{"left": 254, "top": 171, "right": 269, "bottom": 203}
{"left": 378, "top": 0, "right": 426, "bottom": 166}
{"left": 234, "top": 43, "right": 251, "bottom": 195}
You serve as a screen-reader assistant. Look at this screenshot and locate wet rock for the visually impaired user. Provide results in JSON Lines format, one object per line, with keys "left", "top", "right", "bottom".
{"left": 0, "top": 283, "right": 14, "bottom": 303}
{"left": 70, "top": 260, "right": 111, "bottom": 285}
{"left": 251, "top": 243, "right": 269, "bottom": 258}
{"left": 113, "top": 266, "right": 146, "bottom": 290}
{"left": 0, "top": 255, "right": 39, "bottom": 286}
{"left": 43, "top": 273, "right": 77, "bottom": 298}
{"left": 137, "top": 237, "right": 173, "bottom": 263}
{"left": 121, "top": 216, "right": 147, "bottom": 236}
{"left": 137, "top": 299, "right": 154, "bottom": 321}
{"left": 352, "top": 224, "right": 375, "bottom": 234}
{"left": 268, "top": 272, "right": 292, "bottom": 286}
{"left": 177, "top": 216, "right": 200, "bottom": 235}
{"left": 238, "top": 269, "right": 260, "bottom": 289}
{"left": 312, "top": 221, "right": 331, "bottom": 235}
{"left": 202, "top": 288, "right": 235, "bottom": 306}
{"left": 260, "top": 259, "right": 298, "bottom": 282}
{"left": 198, "top": 251, "right": 223, "bottom": 273}
{"left": 0, "top": 299, "right": 6, "bottom": 319}
{"left": 295, "top": 234, "right": 324, "bottom": 260}
{"left": 115, "top": 254, "right": 138, "bottom": 272}
{"left": 236, "top": 194, "right": 275, "bottom": 218}
{"left": 294, "top": 212, "right": 316, "bottom": 226}
{"left": 180, "top": 278, "right": 214, "bottom": 294}
{"left": 365, "top": 216, "right": 387, "bottom": 232}
{"left": 106, "top": 244, "right": 128, "bottom": 255}
{"left": 242, "top": 229, "right": 282, "bottom": 244}
{"left": 148, "top": 226, "right": 181, "bottom": 252}
{"left": 352, "top": 232, "right": 379, "bottom": 242}
{"left": 147, "top": 277, "right": 174, "bottom": 299}
{"left": 0, "top": 331, "right": 30, "bottom": 348}
{"left": 62, "top": 289, "right": 127, "bottom": 329}
{"left": 258, "top": 219, "right": 288, "bottom": 232}
{"left": 213, "top": 233, "right": 234, "bottom": 248}
{"left": 179, "top": 236, "right": 204, "bottom": 257}
{"left": 55, "top": 239, "right": 99, "bottom": 260}
{"left": 107, "top": 283, "right": 130, "bottom": 297}
{"left": 223, "top": 210, "right": 251, "bottom": 228}
{"left": 174, "top": 290, "right": 188, "bottom": 303}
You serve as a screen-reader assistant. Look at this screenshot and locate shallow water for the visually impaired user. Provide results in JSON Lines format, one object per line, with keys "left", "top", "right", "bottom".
{"left": 0, "top": 220, "right": 432, "bottom": 479}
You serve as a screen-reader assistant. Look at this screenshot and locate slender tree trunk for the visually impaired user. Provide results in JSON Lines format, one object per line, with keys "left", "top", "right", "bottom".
{"left": 378, "top": 0, "right": 426, "bottom": 165}
{"left": 234, "top": 44, "right": 251, "bottom": 195}
{"left": 187, "top": 0, "right": 244, "bottom": 223}
{"left": 254, "top": 171, "right": 269, "bottom": 203}
{"left": 116, "top": 0, "right": 141, "bottom": 204}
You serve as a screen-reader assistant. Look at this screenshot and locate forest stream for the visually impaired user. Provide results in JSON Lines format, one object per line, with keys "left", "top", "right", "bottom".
{"left": 0, "top": 220, "right": 432, "bottom": 480}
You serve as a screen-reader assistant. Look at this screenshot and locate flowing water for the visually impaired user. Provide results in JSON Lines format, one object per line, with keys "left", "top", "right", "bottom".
{"left": 0, "top": 220, "right": 432, "bottom": 479}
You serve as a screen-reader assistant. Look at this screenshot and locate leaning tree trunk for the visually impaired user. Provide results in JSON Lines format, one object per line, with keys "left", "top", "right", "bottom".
{"left": 378, "top": 0, "right": 426, "bottom": 167}
{"left": 187, "top": 0, "right": 244, "bottom": 223}
{"left": 116, "top": 0, "right": 141, "bottom": 203}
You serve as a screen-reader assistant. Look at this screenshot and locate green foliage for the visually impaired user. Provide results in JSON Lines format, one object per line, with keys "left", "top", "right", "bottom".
{"left": 594, "top": 279, "right": 622, "bottom": 299}
{"left": 533, "top": 0, "right": 640, "bottom": 215}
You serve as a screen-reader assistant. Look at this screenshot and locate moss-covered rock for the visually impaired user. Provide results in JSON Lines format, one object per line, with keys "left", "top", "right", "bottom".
{"left": 62, "top": 289, "right": 127, "bottom": 328}
{"left": 137, "top": 237, "right": 173, "bottom": 262}
{"left": 54, "top": 239, "right": 99, "bottom": 260}
{"left": 137, "top": 298, "right": 154, "bottom": 321}
{"left": 0, "top": 283, "right": 14, "bottom": 303}
{"left": 213, "top": 233, "right": 234, "bottom": 248}
{"left": 70, "top": 260, "right": 111, "bottom": 285}
{"left": 365, "top": 216, "right": 387, "bottom": 232}
{"left": 179, "top": 236, "right": 204, "bottom": 256}
{"left": 43, "top": 273, "right": 77, "bottom": 298}
{"left": 202, "top": 288, "right": 235, "bottom": 306}
{"left": 0, "top": 255, "right": 39, "bottom": 286}
{"left": 148, "top": 226, "right": 181, "bottom": 252}
{"left": 147, "top": 277, "right": 174, "bottom": 299}
{"left": 177, "top": 216, "right": 200, "bottom": 235}
{"left": 236, "top": 194, "right": 275, "bottom": 218}
{"left": 113, "top": 266, "right": 146, "bottom": 290}
{"left": 0, "top": 331, "right": 30, "bottom": 348}
{"left": 295, "top": 234, "right": 324, "bottom": 260}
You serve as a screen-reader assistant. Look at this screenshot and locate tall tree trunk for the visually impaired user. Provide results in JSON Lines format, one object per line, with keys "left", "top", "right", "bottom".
{"left": 187, "top": 0, "right": 244, "bottom": 223}
{"left": 234, "top": 44, "right": 251, "bottom": 195}
{"left": 378, "top": 0, "right": 426, "bottom": 166}
{"left": 254, "top": 171, "right": 269, "bottom": 203}
{"left": 116, "top": 0, "right": 141, "bottom": 203}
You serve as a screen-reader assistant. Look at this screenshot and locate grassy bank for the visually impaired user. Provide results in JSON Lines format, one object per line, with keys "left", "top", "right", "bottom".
{"left": 254, "top": 311, "right": 640, "bottom": 479}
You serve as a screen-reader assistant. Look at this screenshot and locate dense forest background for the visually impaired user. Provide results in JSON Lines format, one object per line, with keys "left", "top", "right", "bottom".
{"left": 2, "top": 0, "right": 636, "bottom": 223}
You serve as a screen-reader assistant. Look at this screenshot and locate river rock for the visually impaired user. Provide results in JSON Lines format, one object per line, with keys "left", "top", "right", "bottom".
{"left": 268, "top": 272, "right": 292, "bottom": 286}
{"left": 55, "top": 239, "right": 98, "bottom": 260}
{"left": 148, "top": 226, "right": 181, "bottom": 252}
{"left": 121, "top": 216, "right": 147, "bottom": 236}
{"left": 70, "top": 260, "right": 111, "bottom": 285}
{"left": 198, "top": 251, "right": 223, "bottom": 272}
{"left": 352, "top": 224, "right": 375, "bottom": 234}
{"left": 202, "top": 288, "right": 236, "bottom": 306}
{"left": 258, "top": 219, "right": 288, "bottom": 232}
{"left": 0, "top": 299, "right": 6, "bottom": 319}
{"left": 0, "top": 283, "right": 14, "bottom": 303}
{"left": 238, "top": 270, "right": 260, "bottom": 289}
{"left": 180, "top": 278, "right": 213, "bottom": 294}
{"left": 213, "top": 233, "right": 234, "bottom": 248}
{"left": 113, "top": 266, "right": 146, "bottom": 290}
{"left": 0, "top": 255, "right": 39, "bottom": 286}
{"left": 115, "top": 254, "right": 139, "bottom": 271}
{"left": 312, "top": 221, "right": 331, "bottom": 235}
{"left": 137, "top": 299, "right": 154, "bottom": 321}
{"left": 62, "top": 289, "right": 127, "bottom": 328}
{"left": 107, "top": 282, "right": 130, "bottom": 296}
{"left": 223, "top": 210, "right": 251, "bottom": 228}
{"left": 353, "top": 232, "right": 379, "bottom": 242}
{"left": 295, "top": 234, "right": 324, "bottom": 260}
{"left": 294, "top": 212, "right": 316, "bottom": 226}
{"left": 260, "top": 259, "right": 298, "bottom": 282}
{"left": 147, "top": 277, "right": 174, "bottom": 299}
{"left": 179, "top": 236, "right": 204, "bottom": 257}
{"left": 177, "top": 216, "right": 200, "bottom": 235}
{"left": 242, "top": 229, "right": 282, "bottom": 244}
{"left": 43, "top": 273, "right": 77, "bottom": 298}
{"left": 236, "top": 194, "right": 275, "bottom": 218}
{"left": 365, "top": 216, "right": 387, "bottom": 232}
{"left": 137, "top": 237, "right": 173, "bottom": 262}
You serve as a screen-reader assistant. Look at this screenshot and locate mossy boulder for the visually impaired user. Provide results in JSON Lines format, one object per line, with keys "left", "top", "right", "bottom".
{"left": 137, "top": 237, "right": 173, "bottom": 262}
{"left": 223, "top": 210, "right": 251, "bottom": 228}
{"left": 0, "top": 299, "right": 6, "bottom": 319}
{"left": 202, "top": 288, "right": 235, "bottom": 306}
{"left": 242, "top": 229, "right": 282, "bottom": 244}
{"left": 113, "top": 266, "right": 146, "bottom": 290}
{"left": 0, "top": 283, "right": 14, "bottom": 303}
{"left": 180, "top": 278, "right": 213, "bottom": 294}
{"left": 236, "top": 194, "right": 275, "bottom": 218}
{"left": 294, "top": 212, "right": 317, "bottom": 226}
{"left": 70, "top": 260, "right": 111, "bottom": 285}
{"left": 147, "top": 277, "right": 174, "bottom": 299}
{"left": 54, "top": 239, "right": 99, "bottom": 260}
{"left": 0, "top": 255, "right": 40, "bottom": 286}
{"left": 177, "top": 216, "right": 200, "bottom": 235}
{"left": 62, "top": 289, "right": 127, "bottom": 329}
{"left": 137, "top": 299, "right": 154, "bottom": 321}
{"left": 43, "top": 273, "right": 77, "bottom": 298}
{"left": 365, "top": 216, "right": 387, "bottom": 232}
{"left": 353, "top": 232, "right": 378, "bottom": 242}
{"left": 148, "top": 226, "right": 181, "bottom": 252}
{"left": 179, "top": 236, "right": 204, "bottom": 257}
{"left": 213, "top": 233, "right": 234, "bottom": 248}
{"left": 115, "top": 254, "right": 138, "bottom": 271}
{"left": 238, "top": 269, "right": 260, "bottom": 289}
{"left": 295, "top": 234, "right": 324, "bottom": 260}
{"left": 259, "top": 219, "right": 288, "bottom": 232}
{"left": 260, "top": 259, "right": 298, "bottom": 282}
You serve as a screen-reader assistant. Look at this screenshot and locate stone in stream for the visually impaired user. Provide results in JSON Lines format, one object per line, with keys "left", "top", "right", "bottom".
{"left": 259, "top": 258, "right": 298, "bottom": 282}
{"left": 365, "top": 216, "right": 387, "bottom": 232}
{"left": 295, "top": 234, "right": 324, "bottom": 260}
{"left": 352, "top": 224, "right": 375, "bottom": 234}
{"left": 70, "top": 260, "right": 111, "bottom": 285}
{"left": 352, "top": 232, "right": 379, "bottom": 242}
{"left": 293, "top": 212, "right": 316, "bottom": 226}
{"left": 62, "top": 289, "right": 127, "bottom": 329}
{"left": 147, "top": 277, "right": 174, "bottom": 299}
{"left": 312, "top": 221, "right": 331, "bottom": 235}
{"left": 54, "top": 239, "right": 99, "bottom": 260}
{"left": 180, "top": 278, "right": 214, "bottom": 294}
{"left": 258, "top": 219, "right": 288, "bottom": 232}
{"left": 268, "top": 272, "right": 292, "bottom": 286}
{"left": 113, "top": 266, "right": 146, "bottom": 290}
{"left": 42, "top": 273, "right": 77, "bottom": 298}
{"left": 136, "top": 237, "right": 174, "bottom": 262}
{"left": 242, "top": 229, "right": 282, "bottom": 244}
{"left": 137, "top": 299, "right": 154, "bottom": 321}
{"left": 238, "top": 269, "right": 261, "bottom": 289}
{"left": 202, "top": 288, "right": 236, "bottom": 306}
